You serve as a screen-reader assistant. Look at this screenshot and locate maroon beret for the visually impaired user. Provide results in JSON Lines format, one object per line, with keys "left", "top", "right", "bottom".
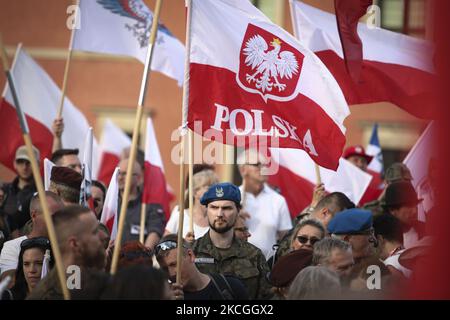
{"left": 50, "top": 166, "right": 82, "bottom": 191}
{"left": 269, "top": 249, "right": 313, "bottom": 287}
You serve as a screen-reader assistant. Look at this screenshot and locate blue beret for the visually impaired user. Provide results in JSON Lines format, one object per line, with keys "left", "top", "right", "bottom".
{"left": 327, "top": 209, "right": 373, "bottom": 235}
{"left": 200, "top": 182, "right": 241, "bottom": 206}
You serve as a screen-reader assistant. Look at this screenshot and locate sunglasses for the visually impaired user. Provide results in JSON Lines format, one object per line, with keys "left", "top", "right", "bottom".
{"left": 155, "top": 240, "right": 188, "bottom": 257}
{"left": 296, "top": 235, "right": 320, "bottom": 246}
{"left": 21, "top": 237, "right": 51, "bottom": 250}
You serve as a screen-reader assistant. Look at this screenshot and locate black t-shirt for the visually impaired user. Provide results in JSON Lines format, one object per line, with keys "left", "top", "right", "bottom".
{"left": 183, "top": 275, "right": 250, "bottom": 300}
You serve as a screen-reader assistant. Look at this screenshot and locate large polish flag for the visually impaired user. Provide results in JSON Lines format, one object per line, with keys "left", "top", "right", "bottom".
{"left": 97, "top": 119, "right": 131, "bottom": 185}
{"left": 142, "top": 118, "right": 171, "bottom": 220}
{"left": 187, "top": 0, "right": 350, "bottom": 170}
{"left": 290, "top": 1, "right": 436, "bottom": 119}
{"left": 404, "top": 122, "right": 437, "bottom": 222}
{"left": 101, "top": 167, "right": 120, "bottom": 239}
{"left": 0, "top": 46, "right": 99, "bottom": 175}
{"left": 72, "top": 0, "right": 185, "bottom": 85}
{"left": 268, "top": 148, "right": 372, "bottom": 218}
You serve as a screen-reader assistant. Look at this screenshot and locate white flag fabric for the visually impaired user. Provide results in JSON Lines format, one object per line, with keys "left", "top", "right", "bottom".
{"left": 97, "top": 119, "right": 131, "bottom": 184}
{"left": 268, "top": 148, "right": 372, "bottom": 217}
{"left": 73, "top": 0, "right": 185, "bottom": 85}
{"left": 101, "top": 167, "right": 120, "bottom": 240}
{"left": 80, "top": 127, "right": 94, "bottom": 206}
{"left": 0, "top": 46, "right": 99, "bottom": 177}
{"left": 403, "top": 122, "right": 437, "bottom": 222}
{"left": 44, "top": 158, "right": 56, "bottom": 191}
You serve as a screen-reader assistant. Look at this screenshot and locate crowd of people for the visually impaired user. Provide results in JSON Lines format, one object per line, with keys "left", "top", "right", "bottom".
{"left": 0, "top": 122, "right": 436, "bottom": 300}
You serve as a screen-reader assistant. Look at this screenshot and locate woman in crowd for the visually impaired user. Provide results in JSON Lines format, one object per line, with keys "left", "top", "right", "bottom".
{"left": 2, "top": 237, "right": 52, "bottom": 300}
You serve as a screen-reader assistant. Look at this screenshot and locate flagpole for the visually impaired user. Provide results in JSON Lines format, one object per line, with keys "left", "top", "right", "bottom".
{"left": 188, "top": 129, "right": 194, "bottom": 235}
{"left": 176, "top": 0, "right": 192, "bottom": 284}
{"left": 110, "top": 0, "right": 164, "bottom": 275}
{"left": 314, "top": 164, "right": 322, "bottom": 185}
{"left": 0, "top": 35, "right": 70, "bottom": 300}
{"left": 57, "top": 0, "right": 78, "bottom": 119}
{"left": 139, "top": 203, "right": 147, "bottom": 244}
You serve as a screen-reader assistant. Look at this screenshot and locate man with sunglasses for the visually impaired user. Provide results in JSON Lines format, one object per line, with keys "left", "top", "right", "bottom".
{"left": 327, "top": 209, "right": 377, "bottom": 265}
{"left": 1, "top": 145, "right": 39, "bottom": 235}
{"left": 192, "top": 182, "right": 273, "bottom": 300}
{"left": 156, "top": 234, "right": 249, "bottom": 300}
{"left": 237, "top": 150, "right": 292, "bottom": 260}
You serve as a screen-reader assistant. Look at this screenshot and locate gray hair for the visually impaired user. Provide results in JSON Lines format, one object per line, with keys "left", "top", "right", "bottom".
{"left": 290, "top": 218, "right": 326, "bottom": 247}
{"left": 312, "top": 238, "right": 351, "bottom": 266}
{"left": 287, "top": 266, "right": 340, "bottom": 300}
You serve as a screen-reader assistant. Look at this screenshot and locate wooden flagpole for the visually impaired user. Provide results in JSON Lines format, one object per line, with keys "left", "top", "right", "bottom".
{"left": 110, "top": 0, "right": 164, "bottom": 275}
{"left": 56, "top": 0, "right": 79, "bottom": 118}
{"left": 176, "top": 0, "right": 193, "bottom": 284}
{"left": 139, "top": 203, "right": 147, "bottom": 244}
{"left": 314, "top": 163, "right": 322, "bottom": 185}
{"left": 0, "top": 35, "right": 70, "bottom": 300}
{"left": 188, "top": 129, "right": 194, "bottom": 234}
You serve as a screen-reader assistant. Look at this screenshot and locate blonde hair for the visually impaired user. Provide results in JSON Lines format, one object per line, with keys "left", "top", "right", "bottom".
{"left": 184, "top": 169, "right": 219, "bottom": 208}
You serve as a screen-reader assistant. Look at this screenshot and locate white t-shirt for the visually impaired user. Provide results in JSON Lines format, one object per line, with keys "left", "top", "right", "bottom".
{"left": 165, "top": 206, "right": 209, "bottom": 240}
{"left": 384, "top": 249, "right": 412, "bottom": 278}
{"left": 0, "top": 236, "right": 27, "bottom": 274}
{"left": 240, "top": 184, "right": 292, "bottom": 259}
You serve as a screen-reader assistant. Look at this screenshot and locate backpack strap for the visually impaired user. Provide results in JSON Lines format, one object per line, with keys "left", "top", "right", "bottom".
{"left": 209, "top": 273, "right": 236, "bottom": 300}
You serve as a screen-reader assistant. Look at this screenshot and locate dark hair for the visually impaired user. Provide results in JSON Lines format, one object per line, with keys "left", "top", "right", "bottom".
{"left": 50, "top": 149, "right": 79, "bottom": 164}
{"left": 118, "top": 241, "right": 153, "bottom": 270}
{"left": 92, "top": 180, "right": 107, "bottom": 201}
{"left": 101, "top": 265, "right": 169, "bottom": 300}
{"left": 373, "top": 213, "right": 404, "bottom": 244}
{"left": 11, "top": 237, "right": 53, "bottom": 300}
{"left": 316, "top": 192, "right": 355, "bottom": 212}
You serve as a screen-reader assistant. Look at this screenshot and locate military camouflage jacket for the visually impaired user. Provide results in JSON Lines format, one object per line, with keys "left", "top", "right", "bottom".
{"left": 192, "top": 232, "right": 273, "bottom": 300}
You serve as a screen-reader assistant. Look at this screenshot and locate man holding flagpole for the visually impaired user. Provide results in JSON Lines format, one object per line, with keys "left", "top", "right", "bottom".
{"left": 117, "top": 158, "right": 165, "bottom": 250}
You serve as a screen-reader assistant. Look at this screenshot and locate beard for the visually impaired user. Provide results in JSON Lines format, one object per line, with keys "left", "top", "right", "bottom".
{"left": 209, "top": 218, "right": 234, "bottom": 234}
{"left": 80, "top": 243, "right": 106, "bottom": 270}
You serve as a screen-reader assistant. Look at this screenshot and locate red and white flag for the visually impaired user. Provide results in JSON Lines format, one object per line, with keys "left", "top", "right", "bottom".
{"left": 97, "top": 119, "right": 131, "bottom": 185}
{"left": 290, "top": 0, "right": 436, "bottom": 119}
{"left": 72, "top": 0, "right": 185, "bottom": 84}
{"left": 403, "top": 122, "right": 437, "bottom": 222}
{"left": 142, "top": 118, "right": 171, "bottom": 220}
{"left": 187, "top": 0, "right": 350, "bottom": 170}
{"left": 101, "top": 167, "right": 120, "bottom": 239}
{"left": 268, "top": 148, "right": 372, "bottom": 218}
{"left": 0, "top": 46, "right": 99, "bottom": 174}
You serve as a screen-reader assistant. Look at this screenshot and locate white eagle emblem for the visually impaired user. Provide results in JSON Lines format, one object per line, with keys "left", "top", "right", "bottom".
{"left": 243, "top": 35, "right": 299, "bottom": 93}
{"left": 215, "top": 187, "right": 224, "bottom": 198}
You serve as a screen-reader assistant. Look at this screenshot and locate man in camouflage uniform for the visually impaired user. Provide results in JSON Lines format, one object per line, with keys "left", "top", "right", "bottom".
{"left": 363, "top": 163, "right": 412, "bottom": 216}
{"left": 192, "top": 182, "right": 273, "bottom": 299}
